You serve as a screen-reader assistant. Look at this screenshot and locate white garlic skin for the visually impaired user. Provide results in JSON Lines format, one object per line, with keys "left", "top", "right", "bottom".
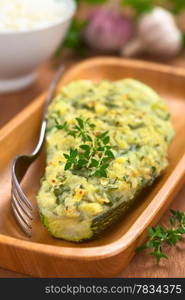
{"left": 122, "top": 7, "right": 182, "bottom": 58}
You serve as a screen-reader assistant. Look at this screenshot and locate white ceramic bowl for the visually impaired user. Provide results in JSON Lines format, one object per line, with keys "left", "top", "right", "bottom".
{"left": 0, "top": 0, "right": 76, "bottom": 93}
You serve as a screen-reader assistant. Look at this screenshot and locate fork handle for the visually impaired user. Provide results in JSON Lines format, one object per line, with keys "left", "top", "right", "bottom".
{"left": 32, "top": 120, "right": 47, "bottom": 157}
{"left": 31, "top": 65, "right": 65, "bottom": 157}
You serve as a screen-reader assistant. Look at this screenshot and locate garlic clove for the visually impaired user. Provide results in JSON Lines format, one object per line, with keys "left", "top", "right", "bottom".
{"left": 121, "top": 7, "right": 183, "bottom": 58}
{"left": 141, "top": 27, "right": 182, "bottom": 56}
{"left": 139, "top": 7, "right": 176, "bottom": 31}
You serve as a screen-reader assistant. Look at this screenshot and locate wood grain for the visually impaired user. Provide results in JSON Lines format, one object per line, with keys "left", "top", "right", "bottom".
{"left": 0, "top": 56, "right": 185, "bottom": 278}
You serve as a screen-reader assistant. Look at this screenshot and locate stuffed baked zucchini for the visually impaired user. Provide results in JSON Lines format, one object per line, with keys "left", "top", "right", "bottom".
{"left": 37, "top": 79, "right": 174, "bottom": 242}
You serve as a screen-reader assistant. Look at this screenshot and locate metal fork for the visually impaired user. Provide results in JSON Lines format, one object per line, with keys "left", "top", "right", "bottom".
{"left": 11, "top": 65, "right": 65, "bottom": 237}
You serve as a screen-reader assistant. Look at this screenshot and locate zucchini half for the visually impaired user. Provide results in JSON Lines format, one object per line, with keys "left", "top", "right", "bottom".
{"left": 37, "top": 79, "right": 174, "bottom": 242}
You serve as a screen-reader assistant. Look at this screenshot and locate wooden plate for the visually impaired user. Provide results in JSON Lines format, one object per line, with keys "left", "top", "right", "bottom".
{"left": 0, "top": 58, "right": 185, "bottom": 278}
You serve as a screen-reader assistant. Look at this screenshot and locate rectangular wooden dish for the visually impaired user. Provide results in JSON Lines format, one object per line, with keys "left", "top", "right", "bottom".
{"left": 0, "top": 58, "right": 185, "bottom": 278}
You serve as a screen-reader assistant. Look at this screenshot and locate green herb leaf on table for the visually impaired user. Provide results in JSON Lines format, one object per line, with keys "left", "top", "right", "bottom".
{"left": 136, "top": 210, "right": 185, "bottom": 263}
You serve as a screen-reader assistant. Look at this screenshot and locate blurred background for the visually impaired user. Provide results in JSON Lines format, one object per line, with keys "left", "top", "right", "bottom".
{"left": 59, "top": 0, "right": 185, "bottom": 60}
{"left": 1, "top": 0, "right": 185, "bottom": 127}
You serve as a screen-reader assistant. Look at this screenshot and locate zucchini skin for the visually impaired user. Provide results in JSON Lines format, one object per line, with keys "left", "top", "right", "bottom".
{"left": 40, "top": 198, "right": 131, "bottom": 242}
{"left": 91, "top": 198, "right": 131, "bottom": 238}
{"left": 40, "top": 180, "right": 151, "bottom": 242}
{"left": 37, "top": 79, "right": 174, "bottom": 242}
{"left": 39, "top": 200, "right": 131, "bottom": 242}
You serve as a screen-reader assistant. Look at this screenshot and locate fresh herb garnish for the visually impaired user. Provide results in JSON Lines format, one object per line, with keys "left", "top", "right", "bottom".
{"left": 63, "top": 118, "right": 115, "bottom": 177}
{"left": 64, "top": 149, "right": 78, "bottom": 170}
{"left": 55, "top": 119, "right": 68, "bottom": 130}
{"left": 67, "top": 118, "right": 94, "bottom": 142}
{"left": 137, "top": 210, "right": 185, "bottom": 263}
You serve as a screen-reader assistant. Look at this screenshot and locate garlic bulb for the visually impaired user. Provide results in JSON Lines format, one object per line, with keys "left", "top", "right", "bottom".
{"left": 83, "top": 8, "right": 133, "bottom": 52}
{"left": 121, "top": 7, "right": 182, "bottom": 58}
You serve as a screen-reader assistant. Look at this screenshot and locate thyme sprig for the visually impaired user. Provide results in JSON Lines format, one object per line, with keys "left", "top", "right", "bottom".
{"left": 62, "top": 118, "right": 114, "bottom": 177}
{"left": 137, "top": 210, "right": 185, "bottom": 263}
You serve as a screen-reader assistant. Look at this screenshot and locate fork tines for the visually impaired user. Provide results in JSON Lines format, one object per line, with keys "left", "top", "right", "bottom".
{"left": 11, "top": 178, "right": 33, "bottom": 237}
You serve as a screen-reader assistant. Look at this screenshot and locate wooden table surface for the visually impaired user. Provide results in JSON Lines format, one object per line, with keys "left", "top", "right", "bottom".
{"left": 0, "top": 53, "right": 185, "bottom": 278}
